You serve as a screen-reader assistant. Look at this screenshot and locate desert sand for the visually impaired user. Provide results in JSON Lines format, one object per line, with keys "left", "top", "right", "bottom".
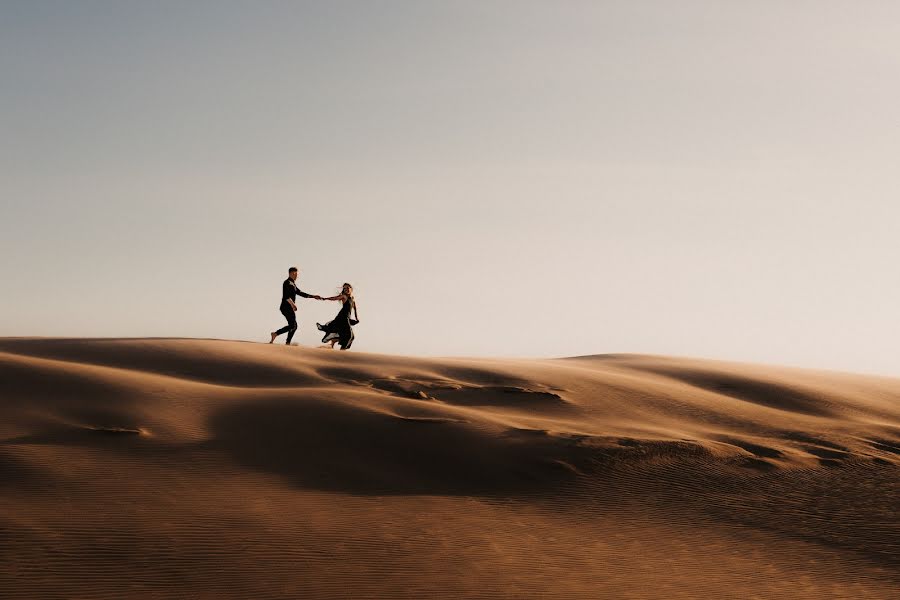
{"left": 0, "top": 338, "right": 897, "bottom": 599}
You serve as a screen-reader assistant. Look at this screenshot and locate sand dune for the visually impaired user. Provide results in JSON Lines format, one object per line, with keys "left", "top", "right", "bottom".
{"left": 0, "top": 338, "right": 897, "bottom": 598}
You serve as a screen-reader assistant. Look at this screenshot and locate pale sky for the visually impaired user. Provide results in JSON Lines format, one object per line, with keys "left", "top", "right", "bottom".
{"left": 2, "top": 1, "right": 899, "bottom": 375}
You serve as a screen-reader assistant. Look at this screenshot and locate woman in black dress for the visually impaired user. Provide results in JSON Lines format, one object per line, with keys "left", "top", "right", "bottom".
{"left": 317, "top": 283, "right": 359, "bottom": 350}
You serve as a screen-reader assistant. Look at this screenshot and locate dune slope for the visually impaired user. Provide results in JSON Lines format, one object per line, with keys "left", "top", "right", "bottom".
{"left": 0, "top": 338, "right": 898, "bottom": 599}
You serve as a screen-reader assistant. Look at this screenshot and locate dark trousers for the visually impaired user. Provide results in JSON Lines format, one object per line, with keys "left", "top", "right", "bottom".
{"left": 274, "top": 305, "right": 298, "bottom": 344}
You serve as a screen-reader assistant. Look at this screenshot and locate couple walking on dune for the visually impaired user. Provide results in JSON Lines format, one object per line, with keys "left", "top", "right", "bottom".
{"left": 269, "top": 267, "right": 359, "bottom": 350}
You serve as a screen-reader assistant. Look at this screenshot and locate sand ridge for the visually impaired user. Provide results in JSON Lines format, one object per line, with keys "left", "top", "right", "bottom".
{"left": 0, "top": 338, "right": 898, "bottom": 598}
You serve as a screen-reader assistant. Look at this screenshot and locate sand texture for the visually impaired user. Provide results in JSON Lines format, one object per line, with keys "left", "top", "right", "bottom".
{"left": 0, "top": 338, "right": 898, "bottom": 598}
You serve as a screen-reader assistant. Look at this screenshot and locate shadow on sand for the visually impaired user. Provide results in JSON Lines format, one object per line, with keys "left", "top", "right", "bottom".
{"left": 206, "top": 396, "right": 581, "bottom": 496}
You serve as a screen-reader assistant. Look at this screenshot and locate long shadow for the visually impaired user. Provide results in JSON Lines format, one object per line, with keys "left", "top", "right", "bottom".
{"left": 206, "top": 396, "right": 582, "bottom": 496}
{"left": 624, "top": 365, "right": 834, "bottom": 416}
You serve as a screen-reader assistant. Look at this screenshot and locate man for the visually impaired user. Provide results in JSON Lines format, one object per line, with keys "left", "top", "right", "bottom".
{"left": 270, "top": 267, "right": 321, "bottom": 345}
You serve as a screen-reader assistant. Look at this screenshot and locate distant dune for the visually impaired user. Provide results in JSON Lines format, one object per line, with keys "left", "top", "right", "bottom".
{"left": 0, "top": 338, "right": 897, "bottom": 599}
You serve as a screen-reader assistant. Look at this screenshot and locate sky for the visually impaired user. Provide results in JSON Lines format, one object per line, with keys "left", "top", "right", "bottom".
{"left": 2, "top": 1, "right": 899, "bottom": 375}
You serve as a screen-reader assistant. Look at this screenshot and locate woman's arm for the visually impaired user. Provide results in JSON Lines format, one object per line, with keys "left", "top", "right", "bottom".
{"left": 353, "top": 300, "right": 359, "bottom": 321}
{"left": 321, "top": 294, "right": 346, "bottom": 301}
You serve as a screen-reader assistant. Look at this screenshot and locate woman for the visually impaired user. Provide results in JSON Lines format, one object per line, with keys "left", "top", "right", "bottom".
{"left": 317, "top": 283, "right": 359, "bottom": 350}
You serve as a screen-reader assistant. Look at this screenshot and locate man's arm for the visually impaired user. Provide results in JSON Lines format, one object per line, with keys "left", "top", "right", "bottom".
{"left": 296, "top": 288, "right": 321, "bottom": 300}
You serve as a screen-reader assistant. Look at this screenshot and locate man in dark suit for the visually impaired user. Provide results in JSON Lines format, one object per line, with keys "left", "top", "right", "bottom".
{"left": 269, "top": 267, "right": 321, "bottom": 345}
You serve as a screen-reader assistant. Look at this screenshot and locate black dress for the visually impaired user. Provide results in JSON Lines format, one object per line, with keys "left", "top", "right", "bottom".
{"left": 317, "top": 296, "right": 355, "bottom": 349}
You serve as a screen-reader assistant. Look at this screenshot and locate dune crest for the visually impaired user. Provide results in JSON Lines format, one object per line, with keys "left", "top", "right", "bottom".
{"left": 1, "top": 338, "right": 898, "bottom": 599}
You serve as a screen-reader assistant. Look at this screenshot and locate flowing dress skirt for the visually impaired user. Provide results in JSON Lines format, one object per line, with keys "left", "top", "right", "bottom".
{"left": 317, "top": 300, "right": 355, "bottom": 349}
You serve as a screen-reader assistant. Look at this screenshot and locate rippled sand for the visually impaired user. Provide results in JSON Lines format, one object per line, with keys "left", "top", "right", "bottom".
{"left": 1, "top": 338, "right": 897, "bottom": 598}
